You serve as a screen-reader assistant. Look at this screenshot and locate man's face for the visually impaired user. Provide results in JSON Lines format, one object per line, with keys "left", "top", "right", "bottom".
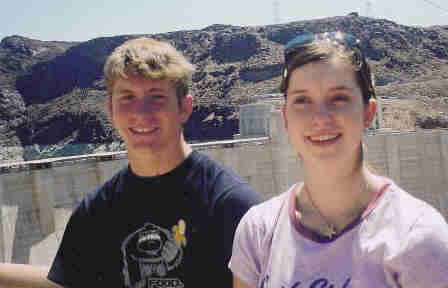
{"left": 107, "top": 76, "right": 192, "bottom": 157}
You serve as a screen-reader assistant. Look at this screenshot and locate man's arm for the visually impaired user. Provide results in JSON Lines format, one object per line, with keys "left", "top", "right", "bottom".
{"left": 0, "top": 263, "right": 61, "bottom": 288}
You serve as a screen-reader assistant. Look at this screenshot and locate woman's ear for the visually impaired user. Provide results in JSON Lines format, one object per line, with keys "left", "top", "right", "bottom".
{"left": 281, "top": 104, "right": 288, "bottom": 131}
{"left": 364, "top": 98, "right": 377, "bottom": 129}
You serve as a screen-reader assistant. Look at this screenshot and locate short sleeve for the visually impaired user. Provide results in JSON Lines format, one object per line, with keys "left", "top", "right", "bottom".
{"left": 385, "top": 209, "right": 448, "bottom": 288}
{"left": 212, "top": 173, "right": 261, "bottom": 287}
{"left": 229, "top": 207, "right": 265, "bottom": 287}
{"left": 47, "top": 199, "right": 95, "bottom": 287}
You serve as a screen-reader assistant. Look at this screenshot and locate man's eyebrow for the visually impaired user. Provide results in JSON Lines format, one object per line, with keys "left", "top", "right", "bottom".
{"left": 115, "top": 88, "right": 133, "bottom": 94}
{"left": 288, "top": 89, "right": 308, "bottom": 95}
{"left": 115, "top": 87, "right": 166, "bottom": 94}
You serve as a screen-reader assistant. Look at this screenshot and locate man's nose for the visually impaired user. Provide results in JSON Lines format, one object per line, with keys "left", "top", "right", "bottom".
{"left": 136, "top": 99, "right": 157, "bottom": 114}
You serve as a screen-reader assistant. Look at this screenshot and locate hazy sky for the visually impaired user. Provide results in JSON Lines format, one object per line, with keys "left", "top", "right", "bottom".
{"left": 1, "top": 0, "right": 447, "bottom": 42}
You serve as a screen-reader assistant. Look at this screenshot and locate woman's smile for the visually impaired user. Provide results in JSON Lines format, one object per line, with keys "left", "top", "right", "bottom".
{"left": 307, "top": 133, "right": 342, "bottom": 145}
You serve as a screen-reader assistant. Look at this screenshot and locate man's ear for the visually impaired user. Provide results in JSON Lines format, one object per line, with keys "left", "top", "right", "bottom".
{"left": 106, "top": 97, "right": 115, "bottom": 127}
{"left": 180, "top": 94, "right": 194, "bottom": 124}
{"left": 364, "top": 98, "right": 377, "bottom": 128}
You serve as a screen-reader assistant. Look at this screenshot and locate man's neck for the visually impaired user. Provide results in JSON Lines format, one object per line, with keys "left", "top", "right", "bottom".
{"left": 128, "top": 141, "right": 192, "bottom": 177}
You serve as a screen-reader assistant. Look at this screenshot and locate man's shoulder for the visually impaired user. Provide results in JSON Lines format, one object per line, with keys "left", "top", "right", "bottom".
{"left": 188, "top": 150, "right": 227, "bottom": 171}
{"left": 187, "top": 150, "right": 248, "bottom": 187}
{"left": 186, "top": 150, "right": 261, "bottom": 206}
{"left": 77, "top": 166, "right": 129, "bottom": 213}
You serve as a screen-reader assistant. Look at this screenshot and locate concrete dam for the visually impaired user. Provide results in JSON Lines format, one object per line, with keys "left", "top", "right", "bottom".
{"left": 0, "top": 105, "right": 447, "bottom": 266}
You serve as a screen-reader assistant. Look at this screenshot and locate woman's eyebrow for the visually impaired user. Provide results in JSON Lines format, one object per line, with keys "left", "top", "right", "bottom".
{"left": 146, "top": 88, "right": 166, "bottom": 94}
{"left": 328, "top": 86, "right": 353, "bottom": 92}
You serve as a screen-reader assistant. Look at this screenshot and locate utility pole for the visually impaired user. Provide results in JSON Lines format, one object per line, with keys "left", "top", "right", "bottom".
{"left": 273, "top": 0, "right": 280, "bottom": 24}
{"left": 365, "top": 0, "right": 373, "bottom": 18}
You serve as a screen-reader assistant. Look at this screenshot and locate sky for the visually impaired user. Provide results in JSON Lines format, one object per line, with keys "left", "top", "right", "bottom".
{"left": 1, "top": 0, "right": 448, "bottom": 42}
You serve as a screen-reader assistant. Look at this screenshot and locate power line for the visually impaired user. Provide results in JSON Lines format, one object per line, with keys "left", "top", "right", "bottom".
{"left": 421, "top": 0, "right": 448, "bottom": 14}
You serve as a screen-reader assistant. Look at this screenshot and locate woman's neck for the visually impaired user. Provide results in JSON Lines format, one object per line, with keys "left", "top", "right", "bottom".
{"left": 299, "top": 162, "right": 375, "bottom": 231}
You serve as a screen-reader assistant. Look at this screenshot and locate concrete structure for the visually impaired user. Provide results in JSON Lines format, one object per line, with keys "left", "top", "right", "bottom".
{"left": 239, "top": 103, "right": 272, "bottom": 138}
{"left": 0, "top": 109, "right": 447, "bottom": 266}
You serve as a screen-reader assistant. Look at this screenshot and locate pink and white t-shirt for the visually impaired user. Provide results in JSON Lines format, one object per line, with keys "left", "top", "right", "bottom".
{"left": 229, "top": 177, "right": 448, "bottom": 288}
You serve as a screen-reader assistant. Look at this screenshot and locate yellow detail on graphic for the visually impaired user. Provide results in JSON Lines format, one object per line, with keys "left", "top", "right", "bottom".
{"left": 173, "top": 219, "right": 187, "bottom": 247}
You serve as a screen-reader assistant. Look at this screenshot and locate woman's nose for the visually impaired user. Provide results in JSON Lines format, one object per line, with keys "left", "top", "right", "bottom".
{"left": 311, "top": 104, "right": 333, "bottom": 120}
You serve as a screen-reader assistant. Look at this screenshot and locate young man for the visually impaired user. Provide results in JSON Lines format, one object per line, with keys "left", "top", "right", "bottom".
{"left": 0, "top": 38, "right": 260, "bottom": 287}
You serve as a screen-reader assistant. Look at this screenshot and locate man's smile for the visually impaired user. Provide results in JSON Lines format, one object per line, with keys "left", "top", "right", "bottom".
{"left": 129, "top": 127, "right": 159, "bottom": 134}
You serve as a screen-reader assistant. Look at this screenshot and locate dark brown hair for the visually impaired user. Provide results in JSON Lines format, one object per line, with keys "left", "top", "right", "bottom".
{"left": 280, "top": 39, "right": 376, "bottom": 105}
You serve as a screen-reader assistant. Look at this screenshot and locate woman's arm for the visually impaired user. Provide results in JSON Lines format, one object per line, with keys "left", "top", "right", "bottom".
{"left": 0, "top": 263, "right": 61, "bottom": 288}
{"left": 233, "top": 274, "right": 256, "bottom": 288}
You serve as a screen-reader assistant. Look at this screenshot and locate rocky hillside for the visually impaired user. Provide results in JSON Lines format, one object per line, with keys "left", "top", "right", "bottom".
{"left": 1, "top": 14, "right": 448, "bottom": 162}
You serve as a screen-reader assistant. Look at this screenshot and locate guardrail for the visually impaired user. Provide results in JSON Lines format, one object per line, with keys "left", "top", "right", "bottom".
{"left": 0, "top": 137, "right": 270, "bottom": 174}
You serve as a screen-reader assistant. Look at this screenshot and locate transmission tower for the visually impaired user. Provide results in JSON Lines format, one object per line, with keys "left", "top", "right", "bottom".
{"left": 365, "top": 0, "right": 373, "bottom": 18}
{"left": 273, "top": 0, "right": 280, "bottom": 24}
{"left": 422, "top": 0, "right": 448, "bottom": 14}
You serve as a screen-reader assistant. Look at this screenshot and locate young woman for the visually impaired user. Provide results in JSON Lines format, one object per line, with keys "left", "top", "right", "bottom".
{"left": 229, "top": 31, "right": 448, "bottom": 288}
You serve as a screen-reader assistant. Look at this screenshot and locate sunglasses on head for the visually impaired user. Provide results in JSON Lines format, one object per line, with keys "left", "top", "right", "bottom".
{"left": 284, "top": 31, "right": 361, "bottom": 64}
{"left": 282, "top": 31, "right": 364, "bottom": 79}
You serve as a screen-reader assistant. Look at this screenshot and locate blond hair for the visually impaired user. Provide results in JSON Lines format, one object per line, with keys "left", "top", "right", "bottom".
{"left": 104, "top": 38, "right": 195, "bottom": 103}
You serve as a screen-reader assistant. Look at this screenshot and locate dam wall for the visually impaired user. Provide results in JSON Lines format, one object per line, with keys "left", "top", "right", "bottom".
{"left": 0, "top": 111, "right": 447, "bottom": 265}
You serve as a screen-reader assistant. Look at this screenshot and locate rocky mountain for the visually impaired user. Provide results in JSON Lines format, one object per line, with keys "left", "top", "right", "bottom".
{"left": 1, "top": 14, "right": 448, "bottom": 162}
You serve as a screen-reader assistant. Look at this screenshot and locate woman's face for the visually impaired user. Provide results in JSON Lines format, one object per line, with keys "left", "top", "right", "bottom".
{"left": 281, "top": 58, "right": 376, "bottom": 165}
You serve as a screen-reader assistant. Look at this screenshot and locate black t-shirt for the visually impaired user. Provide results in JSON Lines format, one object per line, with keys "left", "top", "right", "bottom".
{"left": 48, "top": 151, "right": 261, "bottom": 287}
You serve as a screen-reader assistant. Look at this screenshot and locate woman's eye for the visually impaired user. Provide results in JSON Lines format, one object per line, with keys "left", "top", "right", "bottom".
{"left": 152, "top": 95, "right": 165, "bottom": 101}
{"left": 120, "top": 95, "right": 134, "bottom": 102}
{"left": 332, "top": 95, "right": 348, "bottom": 104}
{"left": 335, "top": 95, "right": 348, "bottom": 101}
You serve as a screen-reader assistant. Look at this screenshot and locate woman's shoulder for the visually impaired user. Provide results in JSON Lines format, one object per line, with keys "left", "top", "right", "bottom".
{"left": 371, "top": 176, "right": 447, "bottom": 237}
{"left": 247, "top": 187, "right": 291, "bottom": 218}
{"left": 238, "top": 185, "right": 294, "bottom": 235}
{"left": 383, "top": 179, "right": 445, "bottom": 221}
{"left": 373, "top": 178, "right": 448, "bottom": 286}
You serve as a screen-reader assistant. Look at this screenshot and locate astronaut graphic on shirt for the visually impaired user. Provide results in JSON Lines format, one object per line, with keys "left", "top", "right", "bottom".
{"left": 121, "top": 219, "right": 188, "bottom": 288}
